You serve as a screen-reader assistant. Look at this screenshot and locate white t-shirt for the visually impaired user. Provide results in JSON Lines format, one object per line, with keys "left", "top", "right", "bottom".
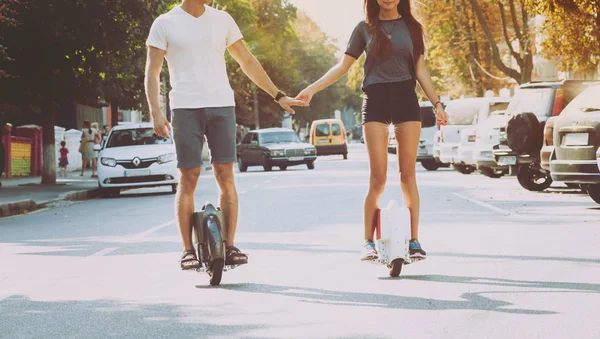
{"left": 146, "top": 5, "right": 243, "bottom": 109}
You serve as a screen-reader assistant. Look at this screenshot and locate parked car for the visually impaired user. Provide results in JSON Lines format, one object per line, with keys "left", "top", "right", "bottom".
{"left": 474, "top": 110, "right": 510, "bottom": 178}
{"left": 96, "top": 123, "right": 179, "bottom": 197}
{"left": 237, "top": 128, "right": 317, "bottom": 172}
{"left": 309, "top": 119, "right": 348, "bottom": 159}
{"left": 439, "top": 97, "right": 510, "bottom": 174}
{"left": 549, "top": 83, "right": 600, "bottom": 203}
{"left": 494, "top": 80, "right": 590, "bottom": 191}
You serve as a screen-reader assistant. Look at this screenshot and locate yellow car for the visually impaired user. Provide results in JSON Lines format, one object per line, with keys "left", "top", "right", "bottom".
{"left": 309, "top": 119, "right": 348, "bottom": 159}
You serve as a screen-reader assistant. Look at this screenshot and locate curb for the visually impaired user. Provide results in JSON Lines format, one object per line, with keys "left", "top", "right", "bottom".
{"left": 0, "top": 188, "right": 99, "bottom": 219}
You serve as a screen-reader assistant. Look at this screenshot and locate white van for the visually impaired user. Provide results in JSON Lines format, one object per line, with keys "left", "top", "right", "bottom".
{"left": 439, "top": 97, "right": 510, "bottom": 174}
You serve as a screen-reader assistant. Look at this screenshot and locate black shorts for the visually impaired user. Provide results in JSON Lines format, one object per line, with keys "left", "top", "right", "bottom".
{"left": 361, "top": 80, "right": 421, "bottom": 125}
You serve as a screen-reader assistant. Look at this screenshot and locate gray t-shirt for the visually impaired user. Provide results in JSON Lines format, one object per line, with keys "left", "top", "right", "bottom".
{"left": 345, "top": 19, "right": 418, "bottom": 91}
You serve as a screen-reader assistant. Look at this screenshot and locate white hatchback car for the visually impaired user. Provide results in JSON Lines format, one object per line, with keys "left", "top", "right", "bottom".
{"left": 96, "top": 123, "right": 179, "bottom": 196}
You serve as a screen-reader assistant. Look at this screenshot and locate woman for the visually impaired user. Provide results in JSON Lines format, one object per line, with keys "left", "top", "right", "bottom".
{"left": 296, "top": 0, "right": 449, "bottom": 261}
{"left": 80, "top": 120, "right": 99, "bottom": 177}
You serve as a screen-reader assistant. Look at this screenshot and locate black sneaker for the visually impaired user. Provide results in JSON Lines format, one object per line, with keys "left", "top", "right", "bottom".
{"left": 409, "top": 239, "right": 427, "bottom": 259}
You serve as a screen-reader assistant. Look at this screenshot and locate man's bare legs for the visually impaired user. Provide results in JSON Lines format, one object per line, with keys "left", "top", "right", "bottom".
{"left": 213, "top": 163, "right": 238, "bottom": 246}
{"left": 176, "top": 167, "right": 201, "bottom": 253}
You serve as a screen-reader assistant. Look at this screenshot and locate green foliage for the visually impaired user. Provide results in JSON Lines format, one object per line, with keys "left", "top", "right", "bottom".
{"left": 523, "top": 0, "right": 599, "bottom": 72}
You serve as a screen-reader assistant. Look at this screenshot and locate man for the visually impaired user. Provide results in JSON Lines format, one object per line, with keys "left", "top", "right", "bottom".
{"left": 145, "top": 0, "right": 305, "bottom": 270}
{"left": 0, "top": 121, "right": 12, "bottom": 187}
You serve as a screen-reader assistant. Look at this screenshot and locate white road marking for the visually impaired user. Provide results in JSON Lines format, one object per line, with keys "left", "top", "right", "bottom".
{"left": 133, "top": 219, "right": 177, "bottom": 239}
{"left": 453, "top": 193, "right": 511, "bottom": 216}
{"left": 89, "top": 247, "right": 119, "bottom": 257}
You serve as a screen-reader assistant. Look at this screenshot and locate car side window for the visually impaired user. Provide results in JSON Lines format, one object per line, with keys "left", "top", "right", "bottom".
{"left": 252, "top": 133, "right": 259, "bottom": 145}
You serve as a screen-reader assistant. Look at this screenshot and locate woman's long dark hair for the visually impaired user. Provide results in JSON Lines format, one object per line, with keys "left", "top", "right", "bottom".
{"left": 364, "top": 0, "right": 424, "bottom": 61}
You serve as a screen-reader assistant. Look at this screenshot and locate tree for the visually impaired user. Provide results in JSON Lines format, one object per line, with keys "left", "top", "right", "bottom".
{"left": 418, "top": 0, "right": 506, "bottom": 98}
{"left": 523, "top": 0, "right": 599, "bottom": 72}
{"left": 0, "top": 0, "right": 176, "bottom": 184}
{"left": 468, "top": 0, "right": 534, "bottom": 84}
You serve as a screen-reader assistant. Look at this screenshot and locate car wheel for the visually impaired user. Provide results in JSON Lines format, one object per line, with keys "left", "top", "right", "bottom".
{"left": 279, "top": 166, "right": 287, "bottom": 171}
{"left": 237, "top": 155, "right": 247, "bottom": 172}
{"left": 587, "top": 184, "right": 600, "bottom": 204}
{"left": 453, "top": 164, "right": 475, "bottom": 175}
{"left": 479, "top": 166, "right": 504, "bottom": 179}
{"left": 516, "top": 164, "right": 553, "bottom": 192}
{"left": 307, "top": 161, "right": 315, "bottom": 170}
{"left": 421, "top": 159, "right": 440, "bottom": 171}
{"left": 262, "top": 154, "right": 272, "bottom": 172}
{"left": 171, "top": 184, "right": 178, "bottom": 194}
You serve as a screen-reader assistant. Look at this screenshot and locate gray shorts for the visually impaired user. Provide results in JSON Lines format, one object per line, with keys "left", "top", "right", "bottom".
{"left": 171, "top": 107, "right": 236, "bottom": 168}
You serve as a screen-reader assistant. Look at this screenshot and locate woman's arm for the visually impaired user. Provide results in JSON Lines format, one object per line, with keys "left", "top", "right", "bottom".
{"left": 296, "top": 54, "right": 358, "bottom": 105}
{"left": 415, "top": 55, "right": 448, "bottom": 125}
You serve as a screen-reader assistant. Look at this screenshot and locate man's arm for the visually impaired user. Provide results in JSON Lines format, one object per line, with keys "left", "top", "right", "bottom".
{"left": 227, "top": 40, "right": 305, "bottom": 114}
{"left": 144, "top": 46, "right": 171, "bottom": 138}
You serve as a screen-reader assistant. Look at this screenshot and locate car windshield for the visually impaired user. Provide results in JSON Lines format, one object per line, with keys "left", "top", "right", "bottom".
{"left": 560, "top": 85, "right": 600, "bottom": 116}
{"left": 445, "top": 101, "right": 481, "bottom": 125}
{"left": 261, "top": 131, "right": 301, "bottom": 144}
{"left": 106, "top": 128, "right": 172, "bottom": 148}
{"left": 506, "top": 87, "right": 554, "bottom": 119}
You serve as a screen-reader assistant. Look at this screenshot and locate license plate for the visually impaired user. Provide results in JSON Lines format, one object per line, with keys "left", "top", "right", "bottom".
{"left": 497, "top": 156, "right": 517, "bottom": 166}
{"left": 125, "top": 170, "right": 150, "bottom": 177}
{"left": 563, "top": 133, "right": 589, "bottom": 146}
{"left": 317, "top": 140, "right": 329, "bottom": 144}
{"left": 288, "top": 157, "right": 303, "bottom": 161}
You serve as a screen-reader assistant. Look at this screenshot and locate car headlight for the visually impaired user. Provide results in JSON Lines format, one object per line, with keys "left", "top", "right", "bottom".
{"left": 271, "top": 149, "right": 284, "bottom": 157}
{"left": 304, "top": 148, "right": 315, "bottom": 155}
{"left": 158, "top": 153, "right": 176, "bottom": 164}
{"left": 101, "top": 157, "right": 117, "bottom": 167}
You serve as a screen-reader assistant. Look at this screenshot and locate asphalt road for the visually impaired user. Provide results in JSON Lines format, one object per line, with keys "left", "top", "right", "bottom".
{"left": 1, "top": 143, "right": 599, "bottom": 339}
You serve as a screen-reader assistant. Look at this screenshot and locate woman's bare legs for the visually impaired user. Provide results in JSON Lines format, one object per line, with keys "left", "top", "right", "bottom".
{"left": 362, "top": 122, "right": 390, "bottom": 244}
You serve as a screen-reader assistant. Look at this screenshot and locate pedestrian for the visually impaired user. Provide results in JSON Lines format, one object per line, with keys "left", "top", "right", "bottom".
{"left": 144, "top": 0, "right": 306, "bottom": 270}
{"left": 79, "top": 120, "right": 99, "bottom": 178}
{"left": 296, "top": 0, "right": 449, "bottom": 261}
{"left": 58, "top": 140, "right": 69, "bottom": 177}
{"left": 101, "top": 125, "right": 111, "bottom": 145}
{"left": 0, "top": 120, "right": 12, "bottom": 187}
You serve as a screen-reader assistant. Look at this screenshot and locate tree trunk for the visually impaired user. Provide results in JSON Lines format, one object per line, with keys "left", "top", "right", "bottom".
{"left": 110, "top": 100, "right": 119, "bottom": 128}
{"left": 252, "top": 84, "right": 260, "bottom": 129}
{"left": 41, "top": 97, "right": 56, "bottom": 185}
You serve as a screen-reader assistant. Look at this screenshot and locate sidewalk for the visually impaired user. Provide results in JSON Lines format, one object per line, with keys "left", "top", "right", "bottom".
{"left": 0, "top": 170, "right": 99, "bottom": 218}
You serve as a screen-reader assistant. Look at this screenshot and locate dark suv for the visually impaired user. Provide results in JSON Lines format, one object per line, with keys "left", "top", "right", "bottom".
{"left": 493, "top": 80, "right": 589, "bottom": 191}
{"left": 550, "top": 83, "right": 600, "bottom": 203}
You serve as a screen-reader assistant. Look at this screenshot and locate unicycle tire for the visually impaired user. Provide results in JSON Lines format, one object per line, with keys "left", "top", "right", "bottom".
{"left": 389, "top": 259, "right": 404, "bottom": 277}
{"left": 208, "top": 258, "right": 224, "bottom": 286}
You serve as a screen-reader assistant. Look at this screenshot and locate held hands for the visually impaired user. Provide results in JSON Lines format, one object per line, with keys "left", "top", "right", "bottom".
{"left": 151, "top": 111, "right": 172, "bottom": 139}
{"left": 295, "top": 86, "right": 315, "bottom": 106}
{"left": 277, "top": 96, "right": 308, "bottom": 114}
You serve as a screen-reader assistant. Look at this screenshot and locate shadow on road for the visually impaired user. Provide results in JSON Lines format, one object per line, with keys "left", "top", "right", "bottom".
{"left": 212, "top": 283, "right": 555, "bottom": 315}
{"left": 0, "top": 296, "right": 265, "bottom": 339}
